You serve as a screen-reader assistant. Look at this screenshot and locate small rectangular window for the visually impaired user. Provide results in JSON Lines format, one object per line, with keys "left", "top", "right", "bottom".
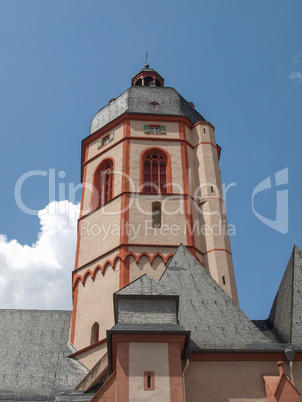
{"left": 103, "top": 136, "right": 110, "bottom": 145}
{"left": 144, "top": 125, "right": 166, "bottom": 135}
{"left": 150, "top": 126, "right": 160, "bottom": 134}
{"left": 222, "top": 276, "right": 226, "bottom": 285}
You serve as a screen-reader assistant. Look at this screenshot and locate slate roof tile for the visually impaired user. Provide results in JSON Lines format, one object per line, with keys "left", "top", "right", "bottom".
{"left": 0, "top": 310, "right": 88, "bottom": 402}
{"left": 115, "top": 274, "right": 175, "bottom": 296}
{"left": 89, "top": 86, "right": 206, "bottom": 135}
{"left": 269, "top": 245, "right": 302, "bottom": 347}
{"left": 158, "top": 244, "right": 277, "bottom": 351}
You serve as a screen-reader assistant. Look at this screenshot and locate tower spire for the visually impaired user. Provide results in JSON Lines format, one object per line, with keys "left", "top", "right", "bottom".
{"left": 145, "top": 52, "right": 149, "bottom": 68}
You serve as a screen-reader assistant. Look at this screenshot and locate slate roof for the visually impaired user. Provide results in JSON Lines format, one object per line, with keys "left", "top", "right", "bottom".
{"left": 112, "top": 244, "right": 297, "bottom": 352}
{"left": 89, "top": 86, "right": 206, "bottom": 135}
{"left": 268, "top": 245, "right": 302, "bottom": 347}
{"left": 159, "top": 244, "right": 281, "bottom": 351}
{"left": 115, "top": 274, "right": 176, "bottom": 297}
{"left": 0, "top": 310, "right": 88, "bottom": 402}
{"left": 112, "top": 323, "right": 186, "bottom": 333}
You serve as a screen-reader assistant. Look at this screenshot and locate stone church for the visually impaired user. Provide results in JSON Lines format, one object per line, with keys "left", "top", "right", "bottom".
{"left": 0, "top": 64, "right": 301, "bottom": 401}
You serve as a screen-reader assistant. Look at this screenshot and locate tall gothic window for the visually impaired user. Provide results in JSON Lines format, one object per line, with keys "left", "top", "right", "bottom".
{"left": 100, "top": 161, "right": 113, "bottom": 206}
{"left": 91, "top": 159, "right": 114, "bottom": 211}
{"left": 143, "top": 153, "right": 167, "bottom": 194}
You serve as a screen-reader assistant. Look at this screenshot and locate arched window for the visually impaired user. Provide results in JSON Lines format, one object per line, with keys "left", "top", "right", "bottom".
{"left": 100, "top": 161, "right": 113, "bottom": 206}
{"left": 91, "top": 322, "right": 99, "bottom": 345}
{"left": 91, "top": 158, "right": 114, "bottom": 210}
{"left": 143, "top": 153, "right": 167, "bottom": 194}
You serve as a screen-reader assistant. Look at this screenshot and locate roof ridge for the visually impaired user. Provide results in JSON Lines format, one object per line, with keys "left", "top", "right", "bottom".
{"left": 158, "top": 244, "right": 271, "bottom": 350}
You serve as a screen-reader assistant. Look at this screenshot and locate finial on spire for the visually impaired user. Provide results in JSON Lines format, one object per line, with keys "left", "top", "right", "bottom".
{"left": 145, "top": 52, "right": 149, "bottom": 69}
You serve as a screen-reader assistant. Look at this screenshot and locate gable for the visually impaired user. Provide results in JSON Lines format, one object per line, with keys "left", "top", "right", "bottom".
{"left": 159, "top": 244, "right": 273, "bottom": 351}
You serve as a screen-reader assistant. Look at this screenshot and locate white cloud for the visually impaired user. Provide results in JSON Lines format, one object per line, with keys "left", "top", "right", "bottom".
{"left": 293, "top": 52, "right": 302, "bottom": 65}
{"left": 0, "top": 201, "right": 79, "bottom": 310}
{"left": 274, "top": 63, "right": 282, "bottom": 77}
{"left": 289, "top": 72, "right": 302, "bottom": 81}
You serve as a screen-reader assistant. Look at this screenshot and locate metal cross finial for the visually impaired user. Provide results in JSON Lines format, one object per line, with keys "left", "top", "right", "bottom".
{"left": 145, "top": 52, "right": 149, "bottom": 68}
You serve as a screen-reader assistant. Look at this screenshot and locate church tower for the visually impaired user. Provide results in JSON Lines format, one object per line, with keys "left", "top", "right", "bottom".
{"left": 70, "top": 64, "right": 238, "bottom": 368}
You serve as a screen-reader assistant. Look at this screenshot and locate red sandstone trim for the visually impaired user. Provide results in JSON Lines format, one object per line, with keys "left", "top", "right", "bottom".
{"left": 72, "top": 245, "right": 204, "bottom": 286}
{"left": 198, "top": 196, "right": 225, "bottom": 203}
{"left": 74, "top": 161, "right": 88, "bottom": 269}
{"left": 194, "top": 140, "right": 221, "bottom": 160}
{"left": 71, "top": 249, "right": 202, "bottom": 289}
{"left": 116, "top": 342, "right": 129, "bottom": 401}
{"left": 194, "top": 140, "right": 219, "bottom": 150}
{"left": 70, "top": 283, "right": 79, "bottom": 344}
{"left": 119, "top": 121, "right": 131, "bottom": 288}
{"left": 79, "top": 191, "right": 225, "bottom": 221}
{"left": 72, "top": 245, "right": 176, "bottom": 273}
{"left": 83, "top": 135, "right": 220, "bottom": 169}
{"left": 72, "top": 250, "right": 176, "bottom": 288}
{"left": 190, "top": 352, "right": 302, "bottom": 361}
{"left": 193, "top": 120, "right": 215, "bottom": 130}
{"left": 74, "top": 220, "right": 81, "bottom": 270}
{"left": 112, "top": 334, "right": 187, "bottom": 354}
{"left": 204, "top": 248, "right": 232, "bottom": 256}
{"left": 68, "top": 337, "right": 107, "bottom": 358}
{"left": 119, "top": 247, "right": 130, "bottom": 289}
{"left": 90, "top": 371, "right": 116, "bottom": 402}
{"left": 82, "top": 111, "right": 216, "bottom": 168}
{"left": 179, "top": 122, "right": 195, "bottom": 252}
{"left": 73, "top": 244, "right": 204, "bottom": 273}
{"left": 168, "top": 343, "right": 184, "bottom": 402}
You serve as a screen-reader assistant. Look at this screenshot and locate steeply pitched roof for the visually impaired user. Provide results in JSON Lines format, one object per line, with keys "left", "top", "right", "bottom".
{"left": 89, "top": 86, "right": 206, "bottom": 135}
{"left": 158, "top": 244, "right": 276, "bottom": 351}
{"left": 115, "top": 273, "right": 175, "bottom": 296}
{"left": 112, "top": 244, "right": 282, "bottom": 352}
{"left": 268, "top": 245, "right": 302, "bottom": 347}
{"left": 0, "top": 310, "right": 88, "bottom": 402}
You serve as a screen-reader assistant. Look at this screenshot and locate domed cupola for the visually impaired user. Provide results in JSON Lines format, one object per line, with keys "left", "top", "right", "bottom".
{"left": 131, "top": 55, "right": 164, "bottom": 87}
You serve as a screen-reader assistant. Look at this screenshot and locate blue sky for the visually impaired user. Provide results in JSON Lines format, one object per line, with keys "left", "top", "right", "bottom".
{"left": 0, "top": 0, "right": 301, "bottom": 318}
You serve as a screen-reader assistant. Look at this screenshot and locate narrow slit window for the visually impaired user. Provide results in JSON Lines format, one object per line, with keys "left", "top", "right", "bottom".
{"left": 211, "top": 186, "right": 214, "bottom": 193}
{"left": 153, "top": 206, "right": 161, "bottom": 228}
{"left": 144, "top": 371, "right": 155, "bottom": 391}
{"left": 222, "top": 276, "right": 226, "bottom": 285}
{"left": 204, "top": 128, "right": 206, "bottom": 133}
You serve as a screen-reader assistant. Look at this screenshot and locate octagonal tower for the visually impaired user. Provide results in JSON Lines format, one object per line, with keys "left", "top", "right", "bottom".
{"left": 70, "top": 65, "right": 238, "bottom": 368}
